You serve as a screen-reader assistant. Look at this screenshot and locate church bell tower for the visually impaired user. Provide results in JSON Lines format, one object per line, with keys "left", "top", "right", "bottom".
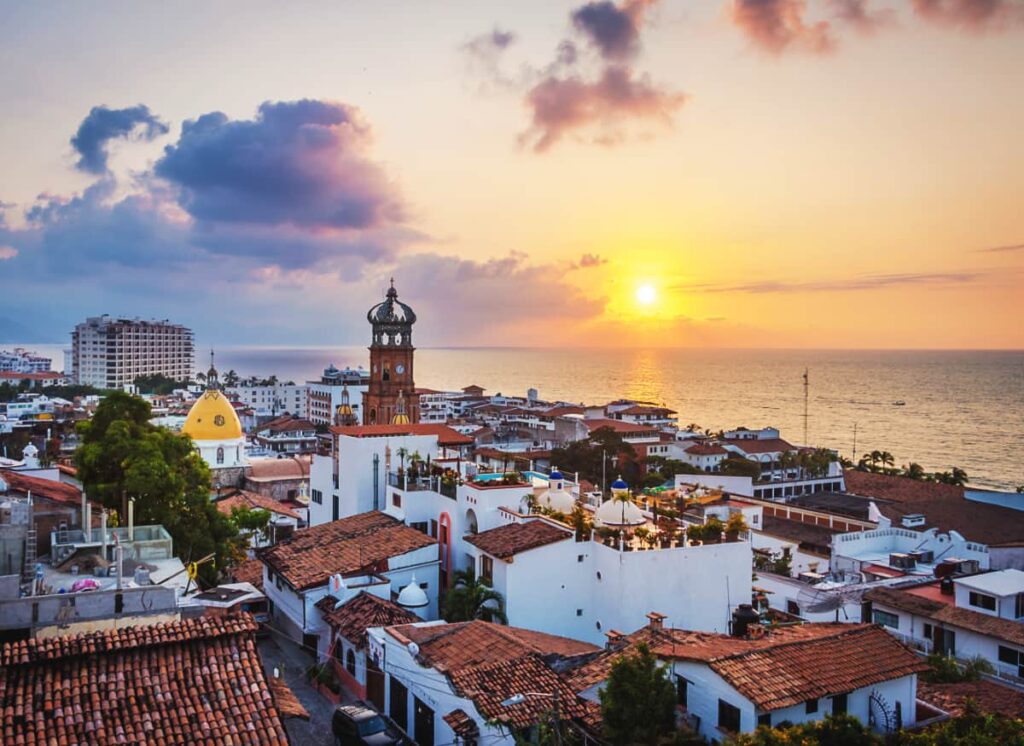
{"left": 364, "top": 279, "right": 419, "bottom": 425}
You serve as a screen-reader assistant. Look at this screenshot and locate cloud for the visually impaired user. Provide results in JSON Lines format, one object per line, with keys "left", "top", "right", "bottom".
{"left": 572, "top": 252, "right": 608, "bottom": 268}
{"left": 521, "top": 66, "right": 686, "bottom": 152}
{"left": 70, "top": 105, "right": 169, "bottom": 174}
{"left": 911, "top": 0, "right": 1023, "bottom": 30}
{"left": 673, "top": 270, "right": 986, "bottom": 294}
{"left": 0, "top": 246, "right": 17, "bottom": 260}
{"left": 465, "top": 0, "right": 684, "bottom": 152}
{"left": 975, "top": 242, "right": 1024, "bottom": 253}
{"left": 155, "top": 99, "right": 404, "bottom": 231}
{"left": 730, "top": 0, "right": 836, "bottom": 54}
{"left": 571, "top": 0, "right": 656, "bottom": 60}
{"left": 829, "top": 0, "right": 897, "bottom": 33}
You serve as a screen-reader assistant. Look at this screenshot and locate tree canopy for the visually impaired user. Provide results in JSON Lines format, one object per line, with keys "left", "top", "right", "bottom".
{"left": 551, "top": 427, "right": 641, "bottom": 486}
{"left": 442, "top": 568, "right": 508, "bottom": 624}
{"left": 74, "top": 392, "right": 240, "bottom": 585}
{"left": 598, "top": 643, "right": 677, "bottom": 746}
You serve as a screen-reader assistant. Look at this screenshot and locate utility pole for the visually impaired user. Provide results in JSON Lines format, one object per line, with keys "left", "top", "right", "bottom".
{"left": 852, "top": 422, "right": 857, "bottom": 462}
{"left": 802, "top": 368, "right": 809, "bottom": 446}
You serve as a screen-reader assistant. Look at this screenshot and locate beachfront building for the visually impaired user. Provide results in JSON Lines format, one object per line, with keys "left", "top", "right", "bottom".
{"left": 70, "top": 315, "right": 194, "bottom": 390}
{"left": 225, "top": 382, "right": 309, "bottom": 419}
{"left": 307, "top": 365, "right": 369, "bottom": 426}
{"left": 566, "top": 615, "right": 928, "bottom": 740}
{"left": 0, "top": 348, "right": 52, "bottom": 373}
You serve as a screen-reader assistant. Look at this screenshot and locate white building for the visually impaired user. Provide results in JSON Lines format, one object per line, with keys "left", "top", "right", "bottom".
{"left": 70, "top": 315, "right": 194, "bottom": 389}
{"left": 368, "top": 619, "right": 597, "bottom": 746}
{"left": 0, "top": 348, "right": 52, "bottom": 373}
{"left": 307, "top": 365, "right": 369, "bottom": 426}
{"left": 257, "top": 511, "right": 441, "bottom": 653}
{"left": 225, "top": 383, "right": 309, "bottom": 419}
{"left": 865, "top": 569, "right": 1024, "bottom": 683}
{"left": 568, "top": 616, "right": 927, "bottom": 740}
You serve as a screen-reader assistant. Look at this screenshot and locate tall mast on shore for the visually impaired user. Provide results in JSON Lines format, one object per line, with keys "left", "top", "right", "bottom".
{"left": 802, "top": 368, "right": 809, "bottom": 445}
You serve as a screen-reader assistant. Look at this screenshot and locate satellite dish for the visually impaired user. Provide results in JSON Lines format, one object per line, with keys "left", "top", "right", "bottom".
{"left": 407, "top": 642, "right": 420, "bottom": 658}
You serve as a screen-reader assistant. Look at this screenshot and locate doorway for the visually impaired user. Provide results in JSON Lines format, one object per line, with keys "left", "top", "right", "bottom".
{"left": 414, "top": 696, "right": 435, "bottom": 746}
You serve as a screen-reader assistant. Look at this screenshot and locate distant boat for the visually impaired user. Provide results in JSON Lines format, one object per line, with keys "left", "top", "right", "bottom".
{"left": 892, "top": 400, "right": 906, "bottom": 406}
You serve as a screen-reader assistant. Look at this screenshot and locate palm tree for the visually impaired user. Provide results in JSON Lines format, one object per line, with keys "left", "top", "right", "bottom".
{"left": 396, "top": 447, "right": 408, "bottom": 471}
{"left": 442, "top": 569, "right": 508, "bottom": 624}
{"left": 686, "top": 423, "right": 701, "bottom": 433}
{"left": 879, "top": 451, "right": 895, "bottom": 471}
{"left": 950, "top": 466, "right": 968, "bottom": 486}
{"left": 224, "top": 369, "right": 240, "bottom": 387}
{"left": 904, "top": 462, "right": 926, "bottom": 481}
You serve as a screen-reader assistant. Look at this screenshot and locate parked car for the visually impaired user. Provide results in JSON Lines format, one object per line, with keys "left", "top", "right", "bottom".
{"left": 332, "top": 702, "right": 410, "bottom": 746}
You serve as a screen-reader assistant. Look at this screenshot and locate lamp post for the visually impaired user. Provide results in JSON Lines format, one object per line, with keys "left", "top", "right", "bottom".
{"left": 601, "top": 451, "right": 618, "bottom": 496}
{"left": 501, "top": 691, "right": 562, "bottom": 746}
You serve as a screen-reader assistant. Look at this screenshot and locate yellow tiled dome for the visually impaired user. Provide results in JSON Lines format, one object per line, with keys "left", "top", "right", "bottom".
{"left": 182, "top": 390, "right": 243, "bottom": 441}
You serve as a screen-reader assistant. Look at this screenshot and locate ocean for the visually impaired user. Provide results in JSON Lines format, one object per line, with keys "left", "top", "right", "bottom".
{"left": 16, "top": 344, "right": 1024, "bottom": 490}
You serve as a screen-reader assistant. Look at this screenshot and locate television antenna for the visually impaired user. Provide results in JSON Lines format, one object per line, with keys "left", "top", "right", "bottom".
{"left": 802, "top": 368, "right": 809, "bottom": 445}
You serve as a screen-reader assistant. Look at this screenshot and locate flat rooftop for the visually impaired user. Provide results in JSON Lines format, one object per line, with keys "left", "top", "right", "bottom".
{"left": 954, "top": 569, "right": 1024, "bottom": 597}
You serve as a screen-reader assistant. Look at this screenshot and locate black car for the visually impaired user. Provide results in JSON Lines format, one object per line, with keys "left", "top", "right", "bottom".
{"left": 332, "top": 702, "right": 409, "bottom": 746}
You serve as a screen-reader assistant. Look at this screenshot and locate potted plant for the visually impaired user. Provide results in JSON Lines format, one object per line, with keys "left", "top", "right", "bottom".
{"left": 634, "top": 526, "right": 650, "bottom": 549}
{"left": 725, "top": 512, "right": 749, "bottom": 542}
{"left": 703, "top": 516, "right": 725, "bottom": 544}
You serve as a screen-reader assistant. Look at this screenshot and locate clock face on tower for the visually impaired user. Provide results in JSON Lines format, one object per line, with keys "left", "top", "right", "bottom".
{"left": 395, "top": 364, "right": 405, "bottom": 374}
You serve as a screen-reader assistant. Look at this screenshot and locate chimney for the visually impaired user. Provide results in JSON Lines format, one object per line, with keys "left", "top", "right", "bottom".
{"left": 128, "top": 498, "right": 135, "bottom": 542}
{"left": 604, "top": 630, "right": 625, "bottom": 650}
{"left": 646, "top": 611, "right": 666, "bottom": 630}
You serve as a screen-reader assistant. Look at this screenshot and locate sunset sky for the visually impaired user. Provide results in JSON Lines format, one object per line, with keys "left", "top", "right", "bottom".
{"left": 1, "top": 0, "right": 1022, "bottom": 349}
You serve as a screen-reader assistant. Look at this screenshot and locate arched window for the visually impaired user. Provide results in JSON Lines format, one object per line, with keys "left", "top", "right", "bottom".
{"left": 216, "top": 446, "right": 225, "bottom": 465}
{"left": 346, "top": 649, "right": 357, "bottom": 676}
{"left": 369, "top": 408, "right": 377, "bottom": 424}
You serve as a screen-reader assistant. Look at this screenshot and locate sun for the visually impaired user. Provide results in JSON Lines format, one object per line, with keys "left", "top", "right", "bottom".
{"left": 635, "top": 284, "right": 657, "bottom": 306}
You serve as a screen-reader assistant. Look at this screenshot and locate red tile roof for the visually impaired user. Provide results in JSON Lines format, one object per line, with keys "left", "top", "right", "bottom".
{"left": 442, "top": 709, "right": 479, "bottom": 738}
{"left": 330, "top": 423, "right": 474, "bottom": 446}
{"left": 843, "top": 470, "right": 1023, "bottom": 546}
{"left": 258, "top": 511, "right": 436, "bottom": 591}
{"left": 465, "top": 520, "right": 572, "bottom": 561}
{"left": 0, "top": 371, "right": 63, "bottom": 381}
{"left": 316, "top": 591, "right": 419, "bottom": 646}
{"left": 616, "top": 405, "right": 677, "bottom": 416}
{"left": 0, "top": 616, "right": 290, "bottom": 745}
{"left": 685, "top": 443, "right": 728, "bottom": 456}
{"left": 216, "top": 490, "right": 302, "bottom": 520}
{"left": 567, "top": 623, "right": 925, "bottom": 712}
{"left": 229, "top": 557, "right": 265, "bottom": 592}
{"left": 256, "top": 415, "right": 316, "bottom": 433}
{"left": 917, "top": 680, "right": 1024, "bottom": 719}
{"left": 0, "top": 468, "right": 85, "bottom": 506}
{"left": 386, "top": 620, "right": 597, "bottom": 674}
{"left": 727, "top": 438, "right": 795, "bottom": 455}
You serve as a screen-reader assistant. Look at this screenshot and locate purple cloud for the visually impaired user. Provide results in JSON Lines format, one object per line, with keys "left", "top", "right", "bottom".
{"left": 571, "top": 0, "right": 656, "bottom": 60}
{"left": 155, "top": 99, "right": 403, "bottom": 231}
{"left": 730, "top": 0, "right": 836, "bottom": 54}
{"left": 829, "top": 0, "right": 897, "bottom": 33}
{"left": 71, "top": 105, "right": 169, "bottom": 174}
{"left": 521, "top": 66, "right": 685, "bottom": 152}
{"left": 911, "top": 0, "right": 1023, "bottom": 29}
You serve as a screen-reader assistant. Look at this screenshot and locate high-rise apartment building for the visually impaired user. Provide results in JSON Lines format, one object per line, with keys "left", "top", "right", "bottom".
{"left": 70, "top": 315, "right": 195, "bottom": 390}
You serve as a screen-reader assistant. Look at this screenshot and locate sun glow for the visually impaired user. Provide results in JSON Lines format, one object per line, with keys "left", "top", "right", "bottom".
{"left": 635, "top": 284, "right": 657, "bottom": 306}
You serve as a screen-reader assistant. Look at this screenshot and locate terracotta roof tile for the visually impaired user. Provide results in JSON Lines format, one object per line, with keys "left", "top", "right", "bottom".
{"left": 685, "top": 443, "right": 728, "bottom": 455}
{"left": 0, "top": 468, "right": 85, "bottom": 506}
{"left": 465, "top": 520, "right": 572, "bottom": 561}
{"left": 844, "top": 470, "right": 1023, "bottom": 546}
{"left": 728, "top": 438, "right": 795, "bottom": 455}
{"left": 917, "top": 680, "right": 1024, "bottom": 719}
{"left": 0, "top": 616, "right": 290, "bottom": 745}
{"left": 257, "top": 511, "right": 436, "bottom": 591}
{"left": 316, "top": 591, "right": 419, "bottom": 646}
{"left": 229, "top": 558, "right": 266, "bottom": 592}
{"left": 443, "top": 708, "right": 479, "bottom": 738}
{"left": 268, "top": 676, "right": 311, "bottom": 720}
{"left": 584, "top": 419, "right": 660, "bottom": 435}
{"left": 246, "top": 455, "right": 311, "bottom": 481}
{"left": 216, "top": 490, "right": 301, "bottom": 520}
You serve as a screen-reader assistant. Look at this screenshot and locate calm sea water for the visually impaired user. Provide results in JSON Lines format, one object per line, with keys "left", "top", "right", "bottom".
{"left": 19, "top": 344, "right": 1024, "bottom": 490}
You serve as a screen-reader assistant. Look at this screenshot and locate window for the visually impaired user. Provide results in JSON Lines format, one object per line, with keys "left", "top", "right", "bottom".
{"left": 481, "top": 555, "right": 493, "bottom": 584}
{"left": 676, "top": 676, "right": 688, "bottom": 708}
{"left": 412, "top": 521, "right": 429, "bottom": 534}
{"left": 832, "top": 693, "right": 848, "bottom": 715}
{"left": 969, "top": 591, "right": 997, "bottom": 611}
{"left": 923, "top": 623, "right": 933, "bottom": 639}
{"left": 311, "top": 489, "right": 323, "bottom": 505}
{"left": 392, "top": 492, "right": 402, "bottom": 508}
{"left": 757, "top": 713, "right": 771, "bottom": 728}
{"left": 873, "top": 610, "right": 900, "bottom": 629}
{"left": 1016, "top": 593, "right": 1024, "bottom": 619}
{"left": 577, "top": 554, "right": 585, "bottom": 563}
{"left": 718, "top": 700, "right": 741, "bottom": 733}
{"left": 115, "top": 592, "right": 124, "bottom": 614}
{"left": 216, "top": 446, "right": 225, "bottom": 465}
{"left": 333, "top": 495, "right": 339, "bottom": 521}
{"left": 998, "top": 646, "right": 1022, "bottom": 666}
{"left": 576, "top": 609, "right": 583, "bottom": 617}
{"left": 806, "top": 699, "right": 818, "bottom": 714}
{"left": 346, "top": 649, "right": 357, "bottom": 675}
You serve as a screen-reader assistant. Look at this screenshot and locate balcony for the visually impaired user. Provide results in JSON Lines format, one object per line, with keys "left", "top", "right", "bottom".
{"left": 387, "top": 471, "right": 458, "bottom": 499}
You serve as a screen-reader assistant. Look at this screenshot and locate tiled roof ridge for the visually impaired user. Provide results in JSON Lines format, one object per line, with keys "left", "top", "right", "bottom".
{"left": 0, "top": 615, "right": 258, "bottom": 666}
{"left": 708, "top": 622, "right": 873, "bottom": 661}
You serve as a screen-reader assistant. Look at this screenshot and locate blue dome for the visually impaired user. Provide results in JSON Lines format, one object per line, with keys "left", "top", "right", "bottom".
{"left": 549, "top": 470, "right": 564, "bottom": 481}
{"left": 611, "top": 477, "right": 628, "bottom": 490}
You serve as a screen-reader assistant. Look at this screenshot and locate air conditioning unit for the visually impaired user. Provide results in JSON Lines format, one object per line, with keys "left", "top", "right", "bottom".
{"left": 901, "top": 513, "right": 926, "bottom": 528}
{"left": 890, "top": 553, "right": 916, "bottom": 570}
{"left": 909, "top": 550, "right": 934, "bottom": 564}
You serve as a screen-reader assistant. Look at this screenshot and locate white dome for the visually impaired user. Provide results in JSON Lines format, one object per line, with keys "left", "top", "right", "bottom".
{"left": 397, "top": 575, "right": 429, "bottom": 609}
{"left": 539, "top": 486, "right": 576, "bottom": 514}
{"left": 595, "top": 497, "right": 645, "bottom": 527}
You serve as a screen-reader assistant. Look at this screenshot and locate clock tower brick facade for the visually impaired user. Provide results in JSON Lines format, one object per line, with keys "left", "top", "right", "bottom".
{"left": 364, "top": 280, "right": 420, "bottom": 425}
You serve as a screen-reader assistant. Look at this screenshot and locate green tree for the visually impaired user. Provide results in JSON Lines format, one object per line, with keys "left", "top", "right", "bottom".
{"left": 229, "top": 505, "right": 272, "bottom": 544}
{"left": 134, "top": 373, "right": 191, "bottom": 395}
{"left": 733, "top": 715, "right": 880, "bottom": 746}
{"left": 74, "top": 392, "right": 240, "bottom": 585}
{"left": 442, "top": 568, "right": 508, "bottom": 623}
{"left": 551, "top": 427, "right": 640, "bottom": 486}
{"left": 598, "top": 643, "right": 676, "bottom": 746}
{"left": 719, "top": 457, "right": 762, "bottom": 479}
{"left": 904, "top": 462, "right": 926, "bottom": 481}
